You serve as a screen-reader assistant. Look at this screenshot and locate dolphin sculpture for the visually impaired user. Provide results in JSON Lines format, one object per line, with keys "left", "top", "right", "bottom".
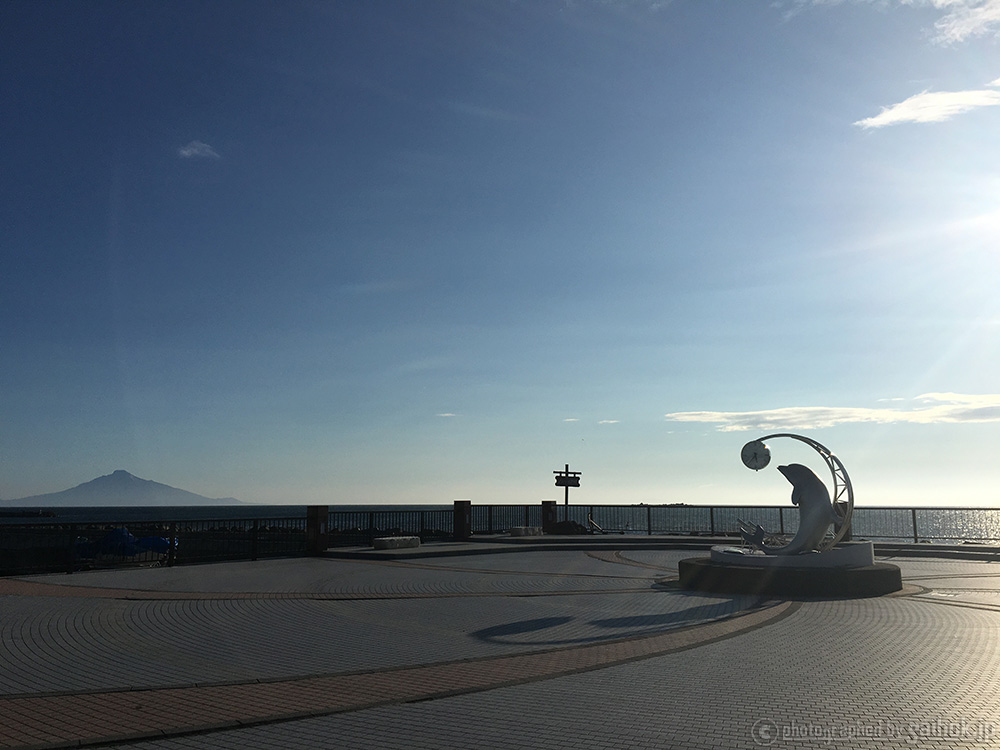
{"left": 740, "top": 463, "right": 837, "bottom": 555}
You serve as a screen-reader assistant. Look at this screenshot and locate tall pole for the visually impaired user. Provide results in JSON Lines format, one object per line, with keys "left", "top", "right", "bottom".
{"left": 564, "top": 463, "right": 570, "bottom": 521}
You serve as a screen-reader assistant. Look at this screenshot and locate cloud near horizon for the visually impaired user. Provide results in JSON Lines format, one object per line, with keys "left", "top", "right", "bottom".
{"left": 664, "top": 393, "right": 1000, "bottom": 431}
{"left": 855, "top": 86, "right": 1000, "bottom": 128}
{"left": 177, "top": 140, "right": 220, "bottom": 159}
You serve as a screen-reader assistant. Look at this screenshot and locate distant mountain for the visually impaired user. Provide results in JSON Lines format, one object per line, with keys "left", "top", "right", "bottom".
{"left": 6, "top": 470, "right": 244, "bottom": 507}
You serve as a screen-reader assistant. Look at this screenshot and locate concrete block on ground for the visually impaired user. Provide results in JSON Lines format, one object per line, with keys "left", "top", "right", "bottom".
{"left": 510, "top": 526, "right": 542, "bottom": 537}
{"left": 372, "top": 536, "right": 420, "bottom": 550}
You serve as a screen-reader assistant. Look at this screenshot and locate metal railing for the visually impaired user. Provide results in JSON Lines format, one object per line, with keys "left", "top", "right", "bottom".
{"left": 849, "top": 507, "right": 1000, "bottom": 544}
{"left": 471, "top": 504, "right": 542, "bottom": 535}
{"left": 330, "top": 503, "right": 1000, "bottom": 543}
{"left": 4, "top": 503, "right": 999, "bottom": 576}
{"left": 326, "top": 509, "right": 453, "bottom": 547}
{"left": 555, "top": 504, "right": 1000, "bottom": 544}
{"left": 0, "top": 517, "right": 308, "bottom": 575}
{"left": 553, "top": 504, "right": 795, "bottom": 537}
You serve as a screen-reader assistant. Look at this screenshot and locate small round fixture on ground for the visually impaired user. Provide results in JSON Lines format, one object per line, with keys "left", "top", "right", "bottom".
{"left": 740, "top": 440, "right": 770, "bottom": 471}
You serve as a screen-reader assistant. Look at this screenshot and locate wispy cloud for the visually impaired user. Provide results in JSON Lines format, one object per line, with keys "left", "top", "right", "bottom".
{"left": 855, "top": 86, "right": 1000, "bottom": 128}
{"left": 925, "top": 0, "right": 1000, "bottom": 44}
{"left": 563, "top": 418, "right": 580, "bottom": 422}
{"left": 784, "top": 1, "right": 1000, "bottom": 43}
{"left": 598, "top": 419, "right": 620, "bottom": 424}
{"left": 177, "top": 141, "right": 220, "bottom": 159}
{"left": 664, "top": 393, "right": 1000, "bottom": 431}
{"left": 436, "top": 413, "right": 458, "bottom": 418}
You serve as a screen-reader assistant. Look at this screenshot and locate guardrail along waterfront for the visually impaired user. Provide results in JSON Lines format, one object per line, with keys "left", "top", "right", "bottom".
{"left": 2, "top": 503, "right": 999, "bottom": 575}
{"left": 327, "top": 508, "right": 454, "bottom": 547}
{"left": 0, "top": 509, "right": 457, "bottom": 575}
{"left": 575, "top": 504, "right": 1000, "bottom": 544}
{"left": 0, "top": 517, "right": 310, "bottom": 575}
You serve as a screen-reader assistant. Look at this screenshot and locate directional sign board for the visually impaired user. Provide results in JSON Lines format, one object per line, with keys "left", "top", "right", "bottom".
{"left": 554, "top": 476, "right": 580, "bottom": 487}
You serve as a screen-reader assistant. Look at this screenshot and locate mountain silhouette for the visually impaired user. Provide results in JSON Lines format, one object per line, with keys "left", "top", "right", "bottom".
{"left": 6, "top": 470, "right": 243, "bottom": 507}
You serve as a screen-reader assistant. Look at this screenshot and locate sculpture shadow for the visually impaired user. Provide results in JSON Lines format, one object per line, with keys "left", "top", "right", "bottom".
{"left": 470, "top": 591, "right": 760, "bottom": 647}
{"left": 471, "top": 617, "right": 574, "bottom": 640}
{"left": 589, "top": 600, "right": 738, "bottom": 630}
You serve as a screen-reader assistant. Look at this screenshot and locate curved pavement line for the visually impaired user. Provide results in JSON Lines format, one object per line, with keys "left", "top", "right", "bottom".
{"left": 0, "top": 601, "right": 798, "bottom": 750}
{"left": 905, "top": 595, "right": 1000, "bottom": 614}
{"left": 902, "top": 573, "right": 1000, "bottom": 583}
{"left": 0, "top": 553, "right": 658, "bottom": 600}
{"left": 589, "top": 549, "right": 680, "bottom": 573}
{"left": 344, "top": 556, "right": 655, "bottom": 580}
{"left": 0, "top": 576, "right": 657, "bottom": 601}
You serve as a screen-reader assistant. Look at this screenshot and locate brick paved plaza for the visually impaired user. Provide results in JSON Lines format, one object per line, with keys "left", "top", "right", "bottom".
{"left": 1, "top": 544, "right": 999, "bottom": 749}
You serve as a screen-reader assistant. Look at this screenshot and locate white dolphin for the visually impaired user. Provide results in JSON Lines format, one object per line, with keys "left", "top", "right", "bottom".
{"left": 742, "top": 463, "right": 836, "bottom": 555}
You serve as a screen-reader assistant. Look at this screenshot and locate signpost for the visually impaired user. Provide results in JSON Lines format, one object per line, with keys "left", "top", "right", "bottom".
{"left": 553, "top": 464, "right": 581, "bottom": 521}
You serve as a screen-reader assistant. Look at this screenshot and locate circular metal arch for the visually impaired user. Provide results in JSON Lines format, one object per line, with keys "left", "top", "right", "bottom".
{"left": 756, "top": 433, "right": 854, "bottom": 551}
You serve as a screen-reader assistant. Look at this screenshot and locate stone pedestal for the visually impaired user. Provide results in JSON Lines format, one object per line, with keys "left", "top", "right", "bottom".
{"left": 711, "top": 541, "right": 875, "bottom": 568}
{"left": 680, "top": 542, "right": 901, "bottom": 597}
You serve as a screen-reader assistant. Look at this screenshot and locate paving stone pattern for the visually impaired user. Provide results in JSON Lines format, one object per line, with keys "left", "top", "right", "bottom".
{"left": 1, "top": 548, "right": 998, "bottom": 749}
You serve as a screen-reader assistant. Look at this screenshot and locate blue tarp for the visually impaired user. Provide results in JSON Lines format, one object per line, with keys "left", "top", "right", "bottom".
{"left": 75, "top": 528, "right": 173, "bottom": 559}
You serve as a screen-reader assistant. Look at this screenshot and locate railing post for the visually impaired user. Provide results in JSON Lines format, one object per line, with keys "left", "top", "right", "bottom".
{"left": 167, "top": 522, "right": 177, "bottom": 567}
{"left": 251, "top": 519, "right": 259, "bottom": 561}
{"left": 66, "top": 524, "right": 78, "bottom": 574}
{"left": 453, "top": 500, "right": 472, "bottom": 540}
{"left": 525, "top": 505, "right": 530, "bottom": 528}
{"left": 912, "top": 508, "right": 919, "bottom": 544}
{"left": 488, "top": 505, "right": 494, "bottom": 535}
{"left": 420, "top": 510, "right": 426, "bottom": 540}
{"left": 368, "top": 512, "right": 375, "bottom": 546}
{"left": 779, "top": 507, "right": 785, "bottom": 535}
{"left": 709, "top": 507, "right": 715, "bottom": 536}
{"left": 647, "top": 505, "right": 652, "bottom": 536}
{"left": 306, "top": 506, "right": 328, "bottom": 555}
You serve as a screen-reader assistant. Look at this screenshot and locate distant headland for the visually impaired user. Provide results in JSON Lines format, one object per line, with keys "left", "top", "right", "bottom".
{"left": 3, "top": 470, "right": 244, "bottom": 507}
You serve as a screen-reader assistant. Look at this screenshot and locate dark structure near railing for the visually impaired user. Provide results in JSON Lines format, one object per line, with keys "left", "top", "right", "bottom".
{"left": 3, "top": 502, "right": 999, "bottom": 576}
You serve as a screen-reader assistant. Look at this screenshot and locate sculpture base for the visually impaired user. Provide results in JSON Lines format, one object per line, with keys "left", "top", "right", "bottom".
{"left": 710, "top": 541, "right": 875, "bottom": 568}
{"left": 680, "top": 544, "right": 901, "bottom": 598}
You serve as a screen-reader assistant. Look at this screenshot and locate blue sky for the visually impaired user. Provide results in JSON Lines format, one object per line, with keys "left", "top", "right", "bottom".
{"left": 3, "top": 0, "right": 999, "bottom": 506}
